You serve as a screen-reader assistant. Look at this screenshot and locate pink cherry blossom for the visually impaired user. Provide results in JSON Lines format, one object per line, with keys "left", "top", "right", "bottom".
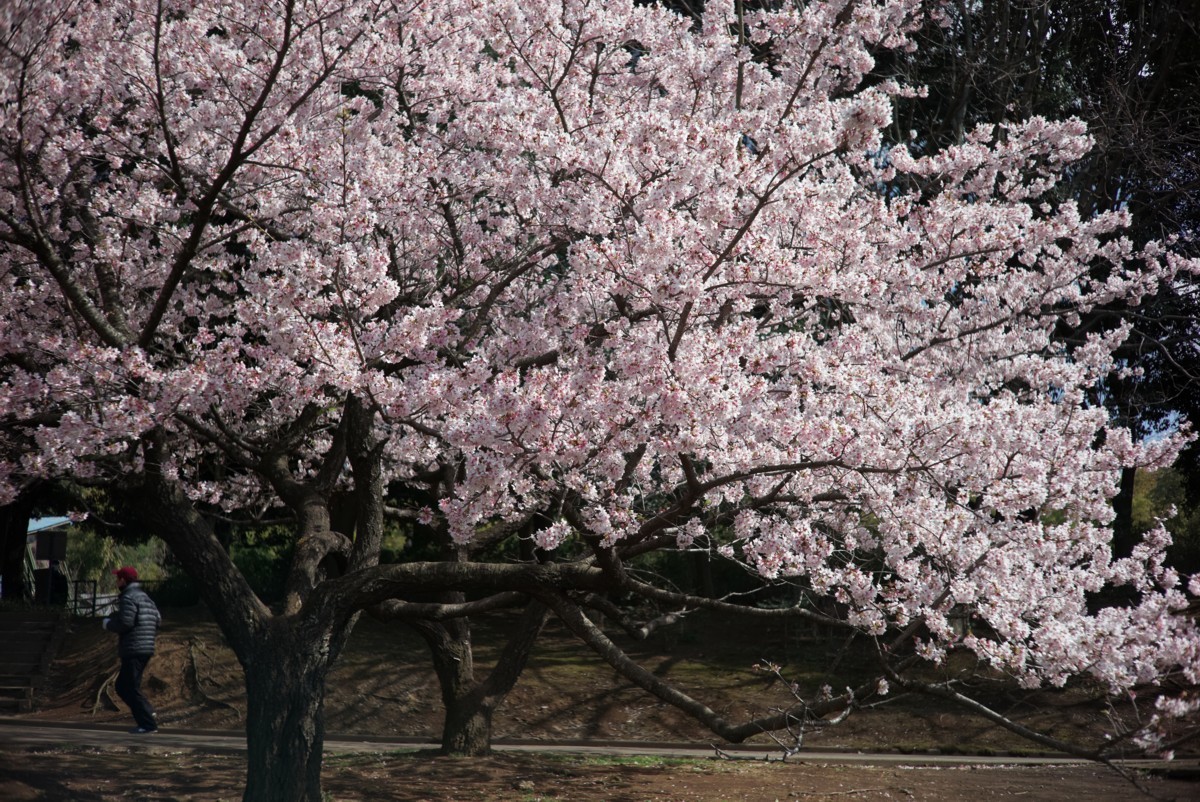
{"left": 1, "top": 0, "right": 1198, "bottom": 777}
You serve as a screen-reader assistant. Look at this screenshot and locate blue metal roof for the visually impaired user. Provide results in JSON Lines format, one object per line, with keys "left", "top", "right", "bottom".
{"left": 27, "top": 517, "right": 71, "bottom": 533}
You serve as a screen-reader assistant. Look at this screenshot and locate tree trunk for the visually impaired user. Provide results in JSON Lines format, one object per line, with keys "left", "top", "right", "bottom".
{"left": 1111, "top": 465, "right": 1137, "bottom": 560}
{"left": 690, "top": 549, "right": 716, "bottom": 598}
{"left": 0, "top": 496, "right": 34, "bottom": 602}
{"left": 441, "top": 683, "right": 495, "bottom": 756}
{"left": 132, "top": 432, "right": 360, "bottom": 802}
{"left": 241, "top": 619, "right": 336, "bottom": 802}
{"left": 414, "top": 611, "right": 493, "bottom": 755}
{"left": 415, "top": 599, "right": 550, "bottom": 756}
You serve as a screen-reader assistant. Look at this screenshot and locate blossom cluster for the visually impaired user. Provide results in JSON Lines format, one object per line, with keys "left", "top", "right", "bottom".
{"left": 2, "top": 0, "right": 1198, "bottom": 742}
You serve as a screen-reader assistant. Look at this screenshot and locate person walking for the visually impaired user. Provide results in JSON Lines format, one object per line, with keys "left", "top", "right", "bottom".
{"left": 103, "top": 566, "right": 162, "bottom": 733}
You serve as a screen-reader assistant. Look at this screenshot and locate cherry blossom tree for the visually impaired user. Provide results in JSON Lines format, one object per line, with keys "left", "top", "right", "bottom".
{"left": 2, "top": 1, "right": 1199, "bottom": 800}
{"left": 874, "top": 0, "right": 1200, "bottom": 562}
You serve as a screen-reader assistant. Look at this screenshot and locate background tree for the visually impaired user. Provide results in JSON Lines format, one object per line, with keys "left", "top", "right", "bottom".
{"left": 0, "top": 488, "right": 38, "bottom": 602}
{"left": 874, "top": 0, "right": 1200, "bottom": 556}
{"left": 2, "top": 2, "right": 1199, "bottom": 801}
{"left": 1134, "top": 467, "right": 1200, "bottom": 575}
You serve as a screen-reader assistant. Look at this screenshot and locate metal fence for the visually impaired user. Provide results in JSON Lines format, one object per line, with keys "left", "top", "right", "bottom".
{"left": 68, "top": 579, "right": 171, "bottom": 617}
{"left": 69, "top": 579, "right": 120, "bottom": 617}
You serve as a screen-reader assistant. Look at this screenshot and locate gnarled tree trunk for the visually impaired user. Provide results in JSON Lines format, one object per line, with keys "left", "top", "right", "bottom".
{"left": 133, "top": 461, "right": 355, "bottom": 802}
{"left": 241, "top": 617, "right": 338, "bottom": 802}
{"left": 415, "top": 598, "right": 549, "bottom": 755}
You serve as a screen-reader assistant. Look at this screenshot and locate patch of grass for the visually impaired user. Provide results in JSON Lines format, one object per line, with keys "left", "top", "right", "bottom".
{"left": 547, "top": 753, "right": 705, "bottom": 769}
{"left": 322, "top": 750, "right": 424, "bottom": 768}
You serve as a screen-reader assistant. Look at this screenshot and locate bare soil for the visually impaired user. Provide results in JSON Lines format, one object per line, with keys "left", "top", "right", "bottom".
{"left": 2, "top": 606, "right": 1197, "bottom": 800}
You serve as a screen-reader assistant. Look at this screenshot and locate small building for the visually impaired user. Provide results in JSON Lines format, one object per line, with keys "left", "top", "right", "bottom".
{"left": 28, "top": 517, "right": 71, "bottom": 605}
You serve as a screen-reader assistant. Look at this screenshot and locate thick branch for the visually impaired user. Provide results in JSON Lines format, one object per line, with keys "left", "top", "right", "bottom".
{"left": 137, "top": 430, "right": 270, "bottom": 651}
{"left": 316, "top": 560, "right": 609, "bottom": 614}
{"left": 370, "top": 591, "right": 528, "bottom": 622}
{"left": 477, "top": 600, "right": 551, "bottom": 704}
{"left": 284, "top": 529, "right": 354, "bottom": 615}
{"left": 541, "top": 591, "right": 861, "bottom": 743}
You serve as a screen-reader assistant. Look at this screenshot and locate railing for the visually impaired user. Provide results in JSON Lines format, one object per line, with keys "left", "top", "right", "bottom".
{"left": 22, "top": 539, "right": 37, "bottom": 597}
{"left": 67, "top": 578, "right": 114, "bottom": 619}
{"left": 67, "top": 579, "right": 169, "bottom": 617}
{"left": 69, "top": 579, "right": 120, "bottom": 617}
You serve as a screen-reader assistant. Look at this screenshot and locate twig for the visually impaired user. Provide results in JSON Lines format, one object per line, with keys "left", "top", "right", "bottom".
{"left": 1098, "top": 760, "right": 1172, "bottom": 801}
{"left": 793, "top": 789, "right": 904, "bottom": 798}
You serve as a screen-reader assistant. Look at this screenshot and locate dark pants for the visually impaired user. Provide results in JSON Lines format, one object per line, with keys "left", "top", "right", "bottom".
{"left": 115, "top": 654, "right": 156, "bottom": 729}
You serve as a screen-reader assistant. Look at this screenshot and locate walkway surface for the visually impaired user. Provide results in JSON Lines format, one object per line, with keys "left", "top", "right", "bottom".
{"left": 2, "top": 716, "right": 1192, "bottom": 771}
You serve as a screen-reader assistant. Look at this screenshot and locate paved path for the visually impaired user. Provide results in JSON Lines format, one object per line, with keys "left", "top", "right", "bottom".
{"left": 4, "top": 716, "right": 1189, "bottom": 771}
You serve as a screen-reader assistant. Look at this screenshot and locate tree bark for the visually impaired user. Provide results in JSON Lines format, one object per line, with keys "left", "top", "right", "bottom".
{"left": 414, "top": 609, "right": 493, "bottom": 756}
{"left": 131, "top": 456, "right": 349, "bottom": 802}
{"left": 1111, "top": 465, "right": 1137, "bottom": 560}
{"left": 0, "top": 494, "right": 34, "bottom": 602}
{"left": 414, "top": 598, "right": 549, "bottom": 756}
{"left": 241, "top": 617, "right": 338, "bottom": 802}
{"left": 441, "top": 683, "right": 495, "bottom": 756}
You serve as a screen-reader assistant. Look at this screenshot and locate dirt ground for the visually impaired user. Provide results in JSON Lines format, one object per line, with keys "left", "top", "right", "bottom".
{"left": 2, "top": 606, "right": 1198, "bottom": 800}
{"left": 3, "top": 745, "right": 1197, "bottom": 801}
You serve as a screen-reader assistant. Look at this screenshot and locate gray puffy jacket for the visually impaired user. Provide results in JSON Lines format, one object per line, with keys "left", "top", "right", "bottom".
{"left": 105, "top": 583, "right": 161, "bottom": 658}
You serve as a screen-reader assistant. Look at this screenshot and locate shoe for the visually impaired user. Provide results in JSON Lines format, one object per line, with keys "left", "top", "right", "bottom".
{"left": 129, "top": 726, "right": 158, "bottom": 734}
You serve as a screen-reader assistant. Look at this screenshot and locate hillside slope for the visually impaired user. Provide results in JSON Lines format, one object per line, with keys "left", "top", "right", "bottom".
{"left": 21, "top": 606, "right": 1132, "bottom": 755}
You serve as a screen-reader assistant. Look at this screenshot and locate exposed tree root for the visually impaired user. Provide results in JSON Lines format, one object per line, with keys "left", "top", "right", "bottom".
{"left": 185, "top": 637, "right": 242, "bottom": 717}
{"left": 89, "top": 667, "right": 120, "bottom": 715}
